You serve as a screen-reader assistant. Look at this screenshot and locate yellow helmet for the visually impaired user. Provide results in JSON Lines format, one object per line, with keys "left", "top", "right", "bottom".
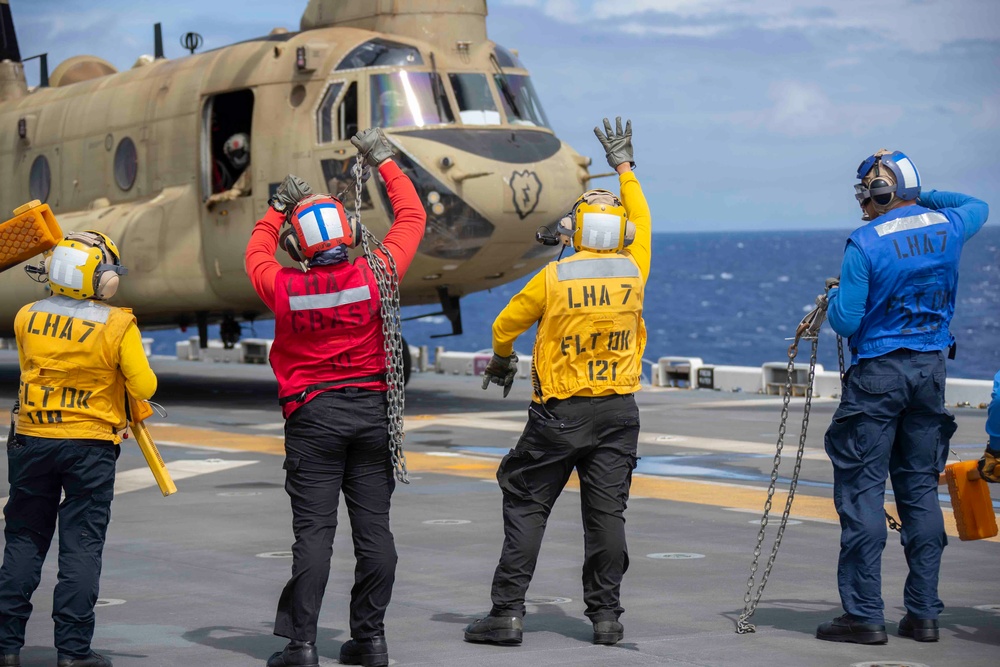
{"left": 557, "top": 190, "right": 635, "bottom": 253}
{"left": 47, "top": 231, "right": 127, "bottom": 300}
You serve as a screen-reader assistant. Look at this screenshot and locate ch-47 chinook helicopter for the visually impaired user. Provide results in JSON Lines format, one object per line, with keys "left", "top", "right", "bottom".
{"left": 0, "top": 0, "right": 600, "bottom": 377}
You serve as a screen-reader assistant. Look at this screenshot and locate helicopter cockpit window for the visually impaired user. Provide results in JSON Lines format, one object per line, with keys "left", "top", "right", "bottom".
{"left": 370, "top": 72, "right": 454, "bottom": 129}
{"left": 336, "top": 39, "right": 423, "bottom": 71}
{"left": 317, "top": 82, "right": 344, "bottom": 143}
{"left": 493, "top": 45, "right": 524, "bottom": 69}
{"left": 449, "top": 73, "right": 500, "bottom": 126}
{"left": 494, "top": 74, "right": 549, "bottom": 128}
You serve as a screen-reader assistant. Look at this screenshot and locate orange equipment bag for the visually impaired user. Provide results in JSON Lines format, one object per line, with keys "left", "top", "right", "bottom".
{"left": 0, "top": 200, "right": 63, "bottom": 273}
{"left": 945, "top": 460, "right": 998, "bottom": 541}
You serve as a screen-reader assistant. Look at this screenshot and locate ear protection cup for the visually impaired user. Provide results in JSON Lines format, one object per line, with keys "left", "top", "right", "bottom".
{"left": 95, "top": 272, "right": 119, "bottom": 300}
{"left": 280, "top": 225, "right": 307, "bottom": 263}
{"left": 623, "top": 221, "right": 636, "bottom": 247}
{"left": 869, "top": 177, "right": 894, "bottom": 206}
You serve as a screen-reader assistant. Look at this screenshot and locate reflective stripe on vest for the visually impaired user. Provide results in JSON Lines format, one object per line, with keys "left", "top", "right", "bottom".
{"left": 874, "top": 211, "right": 948, "bottom": 237}
{"left": 556, "top": 257, "right": 640, "bottom": 281}
{"left": 532, "top": 252, "right": 646, "bottom": 402}
{"left": 30, "top": 296, "right": 111, "bottom": 323}
{"left": 289, "top": 286, "right": 371, "bottom": 311}
{"left": 15, "top": 296, "right": 134, "bottom": 441}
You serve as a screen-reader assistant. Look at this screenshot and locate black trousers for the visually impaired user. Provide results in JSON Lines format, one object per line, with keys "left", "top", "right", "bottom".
{"left": 274, "top": 388, "right": 397, "bottom": 642}
{"left": 0, "top": 435, "right": 118, "bottom": 659}
{"left": 490, "top": 394, "right": 640, "bottom": 623}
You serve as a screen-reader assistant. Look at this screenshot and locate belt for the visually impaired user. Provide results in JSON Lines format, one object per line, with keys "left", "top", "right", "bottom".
{"left": 278, "top": 374, "right": 386, "bottom": 406}
{"left": 545, "top": 393, "right": 633, "bottom": 408}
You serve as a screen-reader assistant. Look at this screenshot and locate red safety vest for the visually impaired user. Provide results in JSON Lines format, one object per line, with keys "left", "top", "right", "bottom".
{"left": 270, "top": 258, "right": 387, "bottom": 417}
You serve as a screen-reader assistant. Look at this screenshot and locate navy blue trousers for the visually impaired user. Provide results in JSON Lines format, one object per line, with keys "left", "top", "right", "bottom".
{"left": 0, "top": 435, "right": 117, "bottom": 659}
{"left": 824, "top": 349, "right": 955, "bottom": 624}
{"left": 274, "top": 388, "right": 397, "bottom": 643}
{"left": 491, "top": 394, "right": 640, "bottom": 623}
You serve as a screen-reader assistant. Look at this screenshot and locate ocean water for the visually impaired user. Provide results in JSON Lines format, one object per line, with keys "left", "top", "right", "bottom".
{"left": 150, "top": 227, "right": 1000, "bottom": 381}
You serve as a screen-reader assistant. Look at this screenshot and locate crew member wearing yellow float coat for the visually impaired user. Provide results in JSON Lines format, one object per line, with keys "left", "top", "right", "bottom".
{"left": 466, "top": 117, "right": 650, "bottom": 647}
{"left": 0, "top": 291, "right": 155, "bottom": 667}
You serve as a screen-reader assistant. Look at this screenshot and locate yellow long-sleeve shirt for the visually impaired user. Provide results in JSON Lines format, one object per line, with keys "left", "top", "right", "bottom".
{"left": 492, "top": 170, "right": 652, "bottom": 357}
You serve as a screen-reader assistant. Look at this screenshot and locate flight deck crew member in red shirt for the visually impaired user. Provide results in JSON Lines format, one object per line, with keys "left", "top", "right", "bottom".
{"left": 245, "top": 128, "right": 425, "bottom": 667}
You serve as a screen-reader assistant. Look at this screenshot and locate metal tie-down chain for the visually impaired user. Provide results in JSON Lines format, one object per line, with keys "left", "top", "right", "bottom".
{"left": 353, "top": 158, "right": 409, "bottom": 484}
{"left": 736, "top": 301, "right": 826, "bottom": 634}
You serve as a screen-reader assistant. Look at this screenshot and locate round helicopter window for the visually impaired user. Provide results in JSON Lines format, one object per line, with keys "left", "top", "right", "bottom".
{"left": 114, "top": 137, "right": 138, "bottom": 191}
{"left": 29, "top": 155, "right": 51, "bottom": 203}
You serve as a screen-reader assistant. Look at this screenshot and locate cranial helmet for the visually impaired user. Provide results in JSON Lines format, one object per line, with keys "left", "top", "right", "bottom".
{"left": 47, "top": 231, "right": 128, "bottom": 300}
{"left": 281, "top": 194, "right": 358, "bottom": 263}
{"left": 854, "top": 149, "right": 920, "bottom": 220}
{"left": 556, "top": 190, "right": 635, "bottom": 253}
{"left": 224, "top": 132, "right": 250, "bottom": 170}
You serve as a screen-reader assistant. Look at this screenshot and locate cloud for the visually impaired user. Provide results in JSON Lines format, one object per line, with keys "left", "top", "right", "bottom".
{"left": 717, "top": 81, "right": 904, "bottom": 138}
{"left": 497, "top": 0, "right": 1000, "bottom": 52}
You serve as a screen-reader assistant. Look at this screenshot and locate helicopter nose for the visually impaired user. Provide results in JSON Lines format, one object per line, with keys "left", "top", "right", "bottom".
{"left": 385, "top": 128, "right": 582, "bottom": 263}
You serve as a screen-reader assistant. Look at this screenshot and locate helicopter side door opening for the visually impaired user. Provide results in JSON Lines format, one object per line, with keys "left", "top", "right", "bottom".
{"left": 204, "top": 89, "right": 254, "bottom": 199}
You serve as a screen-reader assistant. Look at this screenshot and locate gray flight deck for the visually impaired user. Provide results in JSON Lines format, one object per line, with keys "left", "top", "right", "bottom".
{"left": 0, "top": 352, "right": 997, "bottom": 666}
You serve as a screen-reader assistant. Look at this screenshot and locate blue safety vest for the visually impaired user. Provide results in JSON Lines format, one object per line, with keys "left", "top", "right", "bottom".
{"left": 847, "top": 205, "right": 965, "bottom": 359}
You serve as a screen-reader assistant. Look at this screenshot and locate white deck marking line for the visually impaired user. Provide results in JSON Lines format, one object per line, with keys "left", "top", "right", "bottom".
{"left": 114, "top": 459, "right": 258, "bottom": 494}
{"left": 683, "top": 397, "right": 840, "bottom": 409}
{"left": 1, "top": 460, "right": 258, "bottom": 512}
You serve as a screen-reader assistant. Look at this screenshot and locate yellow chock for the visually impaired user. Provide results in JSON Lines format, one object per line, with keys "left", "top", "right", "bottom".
{"left": 945, "top": 460, "right": 998, "bottom": 541}
{"left": 128, "top": 395, "right": 177, "bottom": 497}
{"left": 0, "top": 200, "right": 63, "bottom": 273}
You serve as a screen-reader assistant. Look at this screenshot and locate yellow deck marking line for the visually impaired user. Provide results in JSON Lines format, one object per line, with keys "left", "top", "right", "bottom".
{"left": 146, "top": 423, "right": 999, "bottom": 544}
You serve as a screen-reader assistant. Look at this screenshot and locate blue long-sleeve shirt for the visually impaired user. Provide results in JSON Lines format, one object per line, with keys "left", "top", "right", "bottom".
{"left": 827, "top": 190, "right": 990, "bottom": 338}
{"left": 989, "top": 370, "right": 1000, "bottom": 450}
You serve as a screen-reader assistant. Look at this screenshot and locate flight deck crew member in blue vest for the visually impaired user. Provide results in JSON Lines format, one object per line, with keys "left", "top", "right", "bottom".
{"left": 977, "top": 370, "right": 1000, "bottom": 483}
{"left": 818, "top": 149, "right": 989, "bottom": 645}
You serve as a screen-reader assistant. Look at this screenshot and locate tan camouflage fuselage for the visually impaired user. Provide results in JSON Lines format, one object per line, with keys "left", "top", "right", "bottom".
{"left": 0, "top": 0, "right": 590, "bottom": 333}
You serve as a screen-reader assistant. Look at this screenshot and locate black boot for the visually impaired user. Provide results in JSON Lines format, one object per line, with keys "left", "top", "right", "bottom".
{"left": 339, "top": 636, "right": 388, "bottom": 667}
{"left": 266, "top": 640, "right": 318, "bottom": 667}
{"left": 593, "top": 620, "right": 624, "bottom": 645}
{"left": 464, "top": 615, "right": 523, "bottom": 646}
{"left": 56, "top": 652, "right": 113, "bottom": 667}
{"left": 899, "top": 614, "right": 939, "bottom": 642}
{"left": 816, "top": 614, "right": 887, "bottom": 645}
{"left": 0, "top": 655, "right": 18, "bottom": 666}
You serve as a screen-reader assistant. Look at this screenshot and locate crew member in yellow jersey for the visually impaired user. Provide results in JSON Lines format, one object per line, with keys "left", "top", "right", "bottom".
{"left": 465, "top": 117, "right": 650, "bottom": 648}
{"left": 0, "top": 232, "right": 156, "bottom": 667}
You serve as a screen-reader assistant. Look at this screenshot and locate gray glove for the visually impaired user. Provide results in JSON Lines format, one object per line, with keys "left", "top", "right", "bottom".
{"left": 482, "top": 352, "right": 519, "bottom": 398}
{"left": 593, "top": 116, "right": 635, "bottom": 170}
{"left": 269, "top": 174, "right": 312, "bottom": 214}
{"left": 351, "top": 127, "right": 395, "bottom": 168}
{"left": 815, "top": 277, "right": 840, "bottom": 310}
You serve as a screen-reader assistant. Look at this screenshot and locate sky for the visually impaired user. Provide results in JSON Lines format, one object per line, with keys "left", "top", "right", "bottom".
{"left": 11, "top": 0, "right": 1000, "bottom": 231}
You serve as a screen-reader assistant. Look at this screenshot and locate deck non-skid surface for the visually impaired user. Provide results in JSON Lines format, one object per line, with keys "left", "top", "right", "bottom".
{"left": 0, "top": 354, "right": 997, "bottom": 666}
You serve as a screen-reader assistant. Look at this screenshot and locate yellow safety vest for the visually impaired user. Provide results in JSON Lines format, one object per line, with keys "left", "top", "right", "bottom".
{"left": 532, "top": 251, "right": 646, "bottom": 402}
{"left": 14, "top": 296, "right": 136, "bottom": 442}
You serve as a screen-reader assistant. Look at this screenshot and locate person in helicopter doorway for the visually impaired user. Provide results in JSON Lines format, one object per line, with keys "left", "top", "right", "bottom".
{"left": 207, "top": 132, "right": 252, "bottom": 209}
{"left": 466, "top": 117, "right": 651, "bottom": 648}
{"left": 244, "top": 127, "right": 425, "bottom": 667}
{"left": 0, "top": 231, "right": 157, "bottom": 667}
{"left": 818, "top": 149, "right": 989, "bottom": 645}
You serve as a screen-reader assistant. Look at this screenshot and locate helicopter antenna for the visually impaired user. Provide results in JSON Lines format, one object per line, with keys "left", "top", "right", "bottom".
{"left": 154, "top": 23, "right": 164, "bottom": 59}
{"left": 181, "top": 32, "right": 203, "bottom": 55}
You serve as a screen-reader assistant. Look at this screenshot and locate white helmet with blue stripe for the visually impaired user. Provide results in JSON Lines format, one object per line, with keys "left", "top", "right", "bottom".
{"left": 854, "top": 149, "right": 921, "bottom": 220}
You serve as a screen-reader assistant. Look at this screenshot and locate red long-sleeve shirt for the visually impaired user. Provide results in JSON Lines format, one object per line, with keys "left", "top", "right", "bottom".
{"left": 245, "top": 160, "right": 426, "bottom": 312}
